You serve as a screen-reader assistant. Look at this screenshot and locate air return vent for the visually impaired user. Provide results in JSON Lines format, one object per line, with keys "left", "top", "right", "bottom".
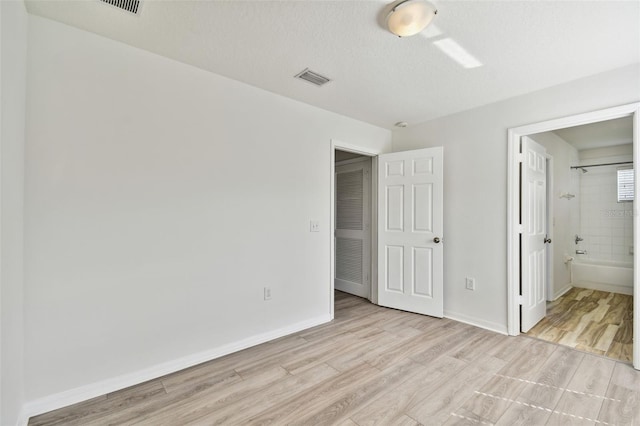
{"left": 99, "top": 0, "right": 140, "bottom": 14}
{"left": 294, "top": 68, "right": 331, "bottom": 87}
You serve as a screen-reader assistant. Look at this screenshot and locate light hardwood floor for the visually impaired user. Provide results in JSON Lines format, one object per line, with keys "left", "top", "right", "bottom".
{"left": 526, "top": 287, "right": 633, "bottom": 363}
{"left": 30, "top": 291, "right": 640, "bottom": 425}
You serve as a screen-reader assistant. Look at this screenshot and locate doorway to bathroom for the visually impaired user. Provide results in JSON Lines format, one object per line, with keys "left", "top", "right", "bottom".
{"left": 507, "top": 102, "right": 640, "bottom": 369}
{"left": 525, "top": 117, "right": 634, "bottom": 362}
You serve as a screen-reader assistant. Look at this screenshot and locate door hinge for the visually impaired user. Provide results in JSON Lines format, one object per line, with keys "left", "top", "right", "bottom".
{"left": 516, "top": 153, "right": 525, "bottom": 163}
{"left": 517, "top": 295, "right": 524, "bottom": 305}
{"left": 517, "top": 224, "right": 524, "bottom": 234}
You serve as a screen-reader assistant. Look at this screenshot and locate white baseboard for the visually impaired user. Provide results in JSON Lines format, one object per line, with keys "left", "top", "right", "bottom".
{"left": 21, "top": 314, "right": 331, "bottom": 422}
{"left": 444, "top": 310, "right": 508, "bottom": 335}
{"left": 550, "top": 285, "right": 573, "bottom": 301}
{"left": 16, "top": 406, "right": 30, "bottom": 426}
{"left": 572, "top": 280, "right": 633, "bottom": 295}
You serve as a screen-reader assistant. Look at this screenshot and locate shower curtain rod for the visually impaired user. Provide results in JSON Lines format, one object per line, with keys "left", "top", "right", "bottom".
{"left": 570, "top": 161, "right": 633, "bottom": 170}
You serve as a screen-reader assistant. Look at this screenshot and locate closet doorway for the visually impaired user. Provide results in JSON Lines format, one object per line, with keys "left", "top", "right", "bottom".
{"left": 334, "top": 150, "right": 373, "bottom": 300}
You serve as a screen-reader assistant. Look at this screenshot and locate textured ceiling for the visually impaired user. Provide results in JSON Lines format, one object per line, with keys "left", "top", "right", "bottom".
{"left": 554, "top": 116, "right": 633, "bottom": 151}
{"left": 24, "top": 0, "right": 640, "bottom": 129}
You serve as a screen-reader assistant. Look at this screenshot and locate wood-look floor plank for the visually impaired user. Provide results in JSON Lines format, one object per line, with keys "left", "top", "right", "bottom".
{"left": 527, "top": 287, "right": 633, "bottom": 364}
{"left": 28, "top": 395, "right": 110, "bottom": 426}
{"left": 545, "top": 411, "right": 596, "bottom": 425}
{"left": 490, "top": 335, "right": 532, "bottom": 363}
{"left": 289, "top": 358, "right": 426, "bottom": 426}
{"left": 495, "top": 403, "right": 552, "bottom": 425}
{"left": 597, "top": 383, "right": 640, "bottom": 426}
{"left": 349, "top": 356, "right": 467, "bottom": 425}
{"left": 333, "top": 418, "right": 360, "bottom": 426}
{"left": 404, "top": 363, "right": 494, "bottom": 425}
{"left": 609, "top": 361, "right": 640, "bottom": 392}
{"left": 407, "top": 325, "right": 479, "bottom": 367}
{"left": 29, "top": 379, "right": 171, "bottom": 426}
{"left": 325, "top": 330, "right": 403, "bottom": 372}
{"left": 516, "top": 345, "right": 584, "bottom": 410}
{"left": 451, "top": 375, "right": 527, "bottom": 425}
{"left": 245, "top": 361, "right": 381, "bottom": 425}
{"left": 496, "top": 338, "right": 557, "bottom": 381}
{"left": 549, "top": 354, "right": 615, "bottom": 425}
{"left": 614, "top": 319, "right": 633, "bottom": 344}
{"left": 280, "top": 328, "right": 387, "bottom": 376}
{"left": 450, "top": 329, "right": 505, "bottom": 363}
{"left": 386, "top": 415, "right": 422, "bottom": 426}
{"left": 236, "top": 325, "right": 379, "bottom": 377}
{"left": 363, "top": 322, "right": 468, "bottom": 370}
{"left": 158, "top": 334, "right": 307, "bottom": 392}
{"left": 102, "top": 367, "right": 283, "bottom": 426}
{"left": 141, "top": 363, "right": 340, "bottom": 425}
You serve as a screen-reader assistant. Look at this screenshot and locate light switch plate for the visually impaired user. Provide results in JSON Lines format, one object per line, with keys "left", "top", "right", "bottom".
{"left": 310, "top": 220, "right": 320, "bottom": 232}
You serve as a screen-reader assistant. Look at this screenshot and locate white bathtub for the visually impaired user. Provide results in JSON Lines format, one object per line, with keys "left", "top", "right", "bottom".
{"left": 571, "top": 259, "right": 633, "bottom": 295}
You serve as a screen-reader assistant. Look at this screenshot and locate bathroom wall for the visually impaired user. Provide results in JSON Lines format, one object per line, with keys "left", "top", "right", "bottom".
{"left": 529, "top": 132, "right": 579, "bottom": 299}
{"left": 578, "top": 144, "right": 633, "bottom": 264}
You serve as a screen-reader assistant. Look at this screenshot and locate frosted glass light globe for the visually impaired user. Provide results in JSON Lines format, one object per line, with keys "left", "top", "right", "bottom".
{"left": 387, "top": 0, "right": 437, "bottom": 37}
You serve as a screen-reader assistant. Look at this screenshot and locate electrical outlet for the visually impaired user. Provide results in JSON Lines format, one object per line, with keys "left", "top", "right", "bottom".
{"left": 264, "top": 287, "right": 272, "bottom": 301}
{"left": 465, "top": 277, "right": 475, "bottom": 291}
{"left": 310, "top": 220, "right": 320, "bottom": 232}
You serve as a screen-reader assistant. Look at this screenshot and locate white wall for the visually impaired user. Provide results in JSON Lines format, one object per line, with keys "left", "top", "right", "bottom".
{"left": 0, "top": 0, "right": 28, "bottom": 424}
{"left": 578, "top": 145, "right": 633, "bottom": 264}
{"left": 529, "top": 132, "right": 579, "bottom": 299}
{"left": 24, "top": 14, "right": 391, "bottom": 407}
{"left": 392, "top": 64, "right": 640, "bottom": 333}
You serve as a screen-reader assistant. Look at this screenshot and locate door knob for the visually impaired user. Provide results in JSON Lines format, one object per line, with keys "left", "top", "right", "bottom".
{"left": 544, "top": 237, "right": 552, "bottom": 244}
{"left": 433, "top": 237, "right": 441, "bottom": 244}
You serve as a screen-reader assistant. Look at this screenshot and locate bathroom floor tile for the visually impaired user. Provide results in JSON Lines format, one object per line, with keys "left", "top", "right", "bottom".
{"left": 526, "top": 287, "right": 633, "bottom": 363}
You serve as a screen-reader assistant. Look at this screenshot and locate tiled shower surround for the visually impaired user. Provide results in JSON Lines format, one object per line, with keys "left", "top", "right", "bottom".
{"left": 577, "top": 157, "right": 633, "bottom": 264}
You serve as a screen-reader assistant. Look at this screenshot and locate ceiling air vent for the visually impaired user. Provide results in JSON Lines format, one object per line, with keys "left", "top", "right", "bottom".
{"left": 294, "top": 68, "right": 331, "bottom": 87}
{"left": 99, "top": 0, "right": 140, "bottom": 14}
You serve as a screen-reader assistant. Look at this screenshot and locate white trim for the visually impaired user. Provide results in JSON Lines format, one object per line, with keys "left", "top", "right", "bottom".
{"left": 17, "top": 407, "right": 30, "bottom": 426}
{"left": 550, "top": 284, "right": 573, "bottom": 301}
{"left": 330, "top": 139, "right": 382, "bottom": 309}
{"left": 334, "top": 160, "right": 372, "bottom": 299}
{"left": 335, "top": 156, "right": 369, "bottom": 167}
{"left": 21, "top": 314, "right": 330, "bottom": 421}
{"left": 444, "top": 310, "right": 508, "bottom": 336}
{"left": 370, "top": 156, "right": 379, "bottom": 306}
{"left": 546, "top": 154, "right": 554, "bottom": 302}
{"left": 510, "top": 103, "right": 640, "bottom": 136}
{"left": 571, "top": 280, "right": 633, "bottom": 296}
{"left": 507, "top": 129, "right": 520, "bottom": 336}
{"left": 633, "top": 106, "right": 640, "bottom": 369}
{"left": 507, "top": 102, "right": 640, "bottom": 370}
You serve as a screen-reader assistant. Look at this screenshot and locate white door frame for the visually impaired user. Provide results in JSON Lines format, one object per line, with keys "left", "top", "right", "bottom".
{"left": 334, "top": 158, "right": 371, "bottom": 299}
{"left": 330, "top": 139, "right": 383, "bottom": 319}
{"left": 545, "top": 155, "right": 555, "bottom": 302}
{"left": 507, "top": 102, "right": 640, "bottom": 369}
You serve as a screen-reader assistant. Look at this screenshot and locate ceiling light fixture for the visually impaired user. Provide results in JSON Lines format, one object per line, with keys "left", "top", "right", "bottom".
{"left": 387, "top": 0, "right": 437, "bottom": 38}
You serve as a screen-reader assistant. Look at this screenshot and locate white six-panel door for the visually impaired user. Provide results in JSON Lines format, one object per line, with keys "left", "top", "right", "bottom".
{"left": 377, "top": 147, "right": 443, "bottom": 317}
{"left": 521, "top": 136, "right": 548, "bottom": 332}
{"left": 335, "top": 160, "right": 371, "bottom": 298}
